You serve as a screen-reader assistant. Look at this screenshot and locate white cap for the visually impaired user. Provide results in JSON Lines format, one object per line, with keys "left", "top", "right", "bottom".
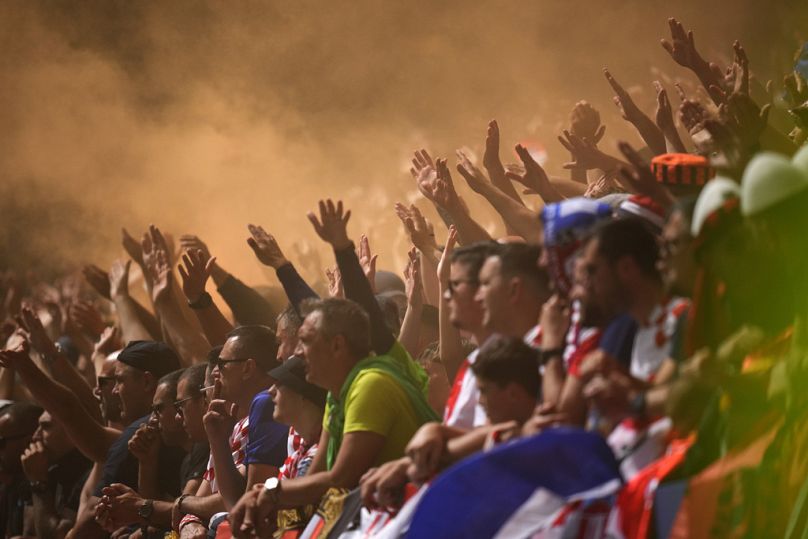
{"left": 741, "top": 152, "right": 808, "bottom": 216}
{"left": 691, "top": 177, "right": 741, "bottom": 237}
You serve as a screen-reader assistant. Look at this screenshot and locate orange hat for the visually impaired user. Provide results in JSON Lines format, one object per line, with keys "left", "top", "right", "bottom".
{"left": 651, "top": 153, "right": 715, "bottom": 187}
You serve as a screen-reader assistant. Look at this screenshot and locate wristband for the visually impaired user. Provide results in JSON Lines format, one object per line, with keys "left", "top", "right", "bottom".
{"left": 187, "top": 292, "right": 213, "bottom": 310}
{"left": 539, "top": 347, "right": 564, "bottom": 366}
{"left": 179, "top": 514, "right": 204, "bottom": 531}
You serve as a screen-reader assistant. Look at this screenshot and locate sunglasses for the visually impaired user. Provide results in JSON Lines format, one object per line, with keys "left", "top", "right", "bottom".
{"left": 209, "top": 357, "right": 250, "bottom": 370}
{"left": 173, "top": 394, "right": 202, "bottom": 416}
{"left": 97, "top": 376, "right": 115, "bottom": 388}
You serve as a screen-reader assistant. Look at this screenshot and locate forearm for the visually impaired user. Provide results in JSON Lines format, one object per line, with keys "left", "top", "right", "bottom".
{"left": 208, "top": 436, "right": 246, "bottom": 509}
{"left": 398, "top": 302, "right": 423, "bottom": 358}
{"left": 275, "top": 263, "right": 319, "bottom": 317}
{"left": 154, "top": 294, "right": 210, "bottom": 365}
{"left": 441, "top": 202, "right": 492, "bottom": 246}
{"left": 418, "top": 250, "right": 441, "bottom": 307}
{"left": 112, "top": 295, "right": 153, "bottom": 343}
{"left": 660, "top": 122, "right": 688, "bottom": 153}
{"left": 45, "top": 352, "right": 103, "bottom": 424}
{"left": 334, "top": 245, "right": 395, "bottom": 354}
{"left": 16, "top": 362, "right": 117, "bottom": 462}
{"left": 131, "top": 299, "right": 163, "bottom": 340}
{"left": 549, "top": 178, "right": 586, "bottom": 199}
{"left": 628, "top": 114, "right": 667, "bottom": 156}
{"left": 190, "top": 304, "right": 234, "bottom": 348}
{"left": 276, "top": 469, "right": 342, "bottom": 509}
{"left": 477, "top": 182, "right": 542, "bottom": 242}
{"left": 215, "top": 272, "right": 276, "bottom": 326}
{"left": 181, "top": 493, "right": 225, "bottom": 521}
{"left": 443, "top": 423, "right": 497, "bottom": 465}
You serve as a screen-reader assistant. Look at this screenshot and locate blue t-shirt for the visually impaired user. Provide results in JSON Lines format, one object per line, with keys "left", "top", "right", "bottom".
{"left": 245, "top": 391, "right": 288, "bottom": 467}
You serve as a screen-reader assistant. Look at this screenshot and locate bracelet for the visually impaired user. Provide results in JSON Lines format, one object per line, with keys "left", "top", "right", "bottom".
{"left": 539, "top": 347, "right": 564, "bottom": 366}
{"left": 187, "top": 292, "right": 213, "bottom": 310}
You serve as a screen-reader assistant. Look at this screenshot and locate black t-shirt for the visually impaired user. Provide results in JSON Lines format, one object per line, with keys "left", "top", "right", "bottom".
{"left": 180, "top": 442, "right": 209, "bottom": 488}
{"left": 93, "top": 415, "right": 187, "bottom": 498}
{"left": 0, "top": 473, "right": 30, "bottom": 537}
{"left": 50, "top": 448, "right": 92, "bottom": 513}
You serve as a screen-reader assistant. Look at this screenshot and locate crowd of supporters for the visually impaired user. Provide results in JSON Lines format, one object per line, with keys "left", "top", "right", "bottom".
{"left": 1, "top": 15, "right": 808, "bottom": 539}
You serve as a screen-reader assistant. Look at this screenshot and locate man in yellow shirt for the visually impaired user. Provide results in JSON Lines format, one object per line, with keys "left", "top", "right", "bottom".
{"left": 228, "top": 199, "right": 437, "bottom": 537}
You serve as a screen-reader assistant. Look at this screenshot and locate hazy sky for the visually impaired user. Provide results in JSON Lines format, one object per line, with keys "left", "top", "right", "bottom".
{"left": 1, "top": 0, "right": 804, "bottom": 286}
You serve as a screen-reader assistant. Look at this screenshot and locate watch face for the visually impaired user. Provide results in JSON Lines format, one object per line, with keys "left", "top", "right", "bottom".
{"left": 264, "top": 477, "right": 280, "bottom": 490}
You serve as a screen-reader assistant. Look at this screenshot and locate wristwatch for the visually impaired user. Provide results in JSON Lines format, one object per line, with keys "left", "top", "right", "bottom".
{"left": 138, "top": 499, "right": 154, "bottom": 522}
{"left": 263, "top": 477, "right": 282, "bottom": 505}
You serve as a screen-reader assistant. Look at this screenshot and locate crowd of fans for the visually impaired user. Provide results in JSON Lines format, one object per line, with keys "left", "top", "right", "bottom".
{"left": 1, "top": 16, "right": 807, "bottom": 539}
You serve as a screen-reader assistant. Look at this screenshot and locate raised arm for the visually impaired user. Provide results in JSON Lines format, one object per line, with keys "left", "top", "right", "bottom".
{"left": 411, "top": 150, "right": 492, "bottom": 245}
{"left": 307, "top": 199, "right": 395, "bottom": 355}
{"left": 456, "top": 150, "right": 541, "bottom": 243}
{"left": 398, "top": 248, "right": 424, "bottom": 358}
{"left": 653, "top": 81, "right": 688, "bottom": 153}
{"left": 83, "top": 263, "right": 161, "bottom": 340}
{"left": 0, "top": 340, "right": 119, "bottom": 463}
{"left": 660, "top": 18, "right": 726, "bottom": 106}
{"left": 506, "top": 145, "right": 564, "bottom": 205}
{"left": 604, "top": 68, "right": 667, "bottom": 156}
{"left": 181, "top": 234, "right": 277, "bottom": 327}
{"left": 482, "top": 120, "right": 526, "bottom": 211}
{"left": 178, "top": 248, "right": 233, "bottom": 347}
{"left": 144, "top": 227, "right": 210, "bottom": 365}
{"left": 394, "top": 203, "right": 441, "bottom": 307}
{"left": 17, "top": 308, "right": 103, "bottom": 424}
{"left": 437, "top": 226, "right": 467, "bottom": 381}
{"left": 247, "top": 224, "right": 319, "bottom": 317}
{"left": 108, "top": 260, "right": 153, "bottom": 344}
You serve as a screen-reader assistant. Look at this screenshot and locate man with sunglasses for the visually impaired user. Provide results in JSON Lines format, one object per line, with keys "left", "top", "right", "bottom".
{"left": 0, "top": 401, "right": 43, "bottom": 538}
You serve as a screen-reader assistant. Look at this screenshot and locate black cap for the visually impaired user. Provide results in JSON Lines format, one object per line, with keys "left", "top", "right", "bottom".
{"left": 118, "top": 341, "right": 182, "bottom": 380}
{"left": 269, "top": 356, "right": 327, "bottom": 408}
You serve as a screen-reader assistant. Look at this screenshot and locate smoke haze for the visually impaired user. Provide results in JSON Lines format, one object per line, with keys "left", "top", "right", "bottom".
{"left": 1, "top": 0, "right": 805, "bottom": 286}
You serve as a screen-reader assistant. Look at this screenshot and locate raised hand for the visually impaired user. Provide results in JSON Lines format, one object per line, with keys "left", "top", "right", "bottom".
{"left": 483, "top": 120, "right": 507, "bottom": 183}
{"left": 437, "top": 225, "right": 458, "bottom": 285}
{"left": 246, "top": 225, "right": 289, "bottom": 269}
{"left": 539, "top": 294, "right": 571, "bottom": 350}
{"left": 569, "top": 101, "right": 606, "bottom": 143}
{"left": 660, "top": 17, "right": 708, "bottom": 72}
{"left": 0, "top": 336, "right": 32, "bottom": 370}
{"left": 411, "top": 150, "right": 461, "bottom": 210}
{"left": 617, "top": 141, "right": 676, "bottom": 209}
{"left": 142, "top": 226, "right": 172, "bottom": 304}
{"left": 179, "top": 234, "right": 212, "bottom": 261}
{"left": 394, "top": 203, "right": 438, "bottom": 254}
{"left": 68, "top": 301, "right": 107, "bottom": 340}
{"left": 654, "top": 81, "right": 688, "bottom": 153}
{"left": 17, "top": 307, "right": 58, "bottom": 357}
{"left": 404, "top": 248, "right": 423, "bottom": 309}
{"left": 507, "top": 144, "right": 553, "bottom": 195}
{"left": 121, "top": 228, "right": 144, "bottom": 267}
{"left": 307, "top": 199, "right": 352, "bottom": 250}
{"left": 558, "top": 130, "right": 621, "bottom": 171}
{"left": 455, "top": 149, "right": 490, "bottom": 195}
{"left": 99, "top": 483, "right": 144, "bottom": 532}
{"left": 604, "top": 68, "right": 645, "bottom": 124}
{"left": 357, "top": 234, "right": 378, "bottom": 292}
{"left": 108, "top": 259, "right": 131, "bottom": 300}
{"left": 178, "top": 249, "right": 214, "bottom": 303}
{"left": 325, "top": 267, "right": 344, "bottom": 298}
{"left": 83, "top": 265, "right": 111, "bottom": 300}
{"left": 94, "top": 326, "right": 122, "bottom": 356}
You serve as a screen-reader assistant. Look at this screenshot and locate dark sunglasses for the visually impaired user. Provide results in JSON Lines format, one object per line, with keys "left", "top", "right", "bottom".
{"left": 97, "top": 376, "right": 115, "bottom": 388}
{"left": 173, "top": 393, "right": 202, "bottom": 416}
{"left": 209, "top": 356, "right": 250, "bottom": 370}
